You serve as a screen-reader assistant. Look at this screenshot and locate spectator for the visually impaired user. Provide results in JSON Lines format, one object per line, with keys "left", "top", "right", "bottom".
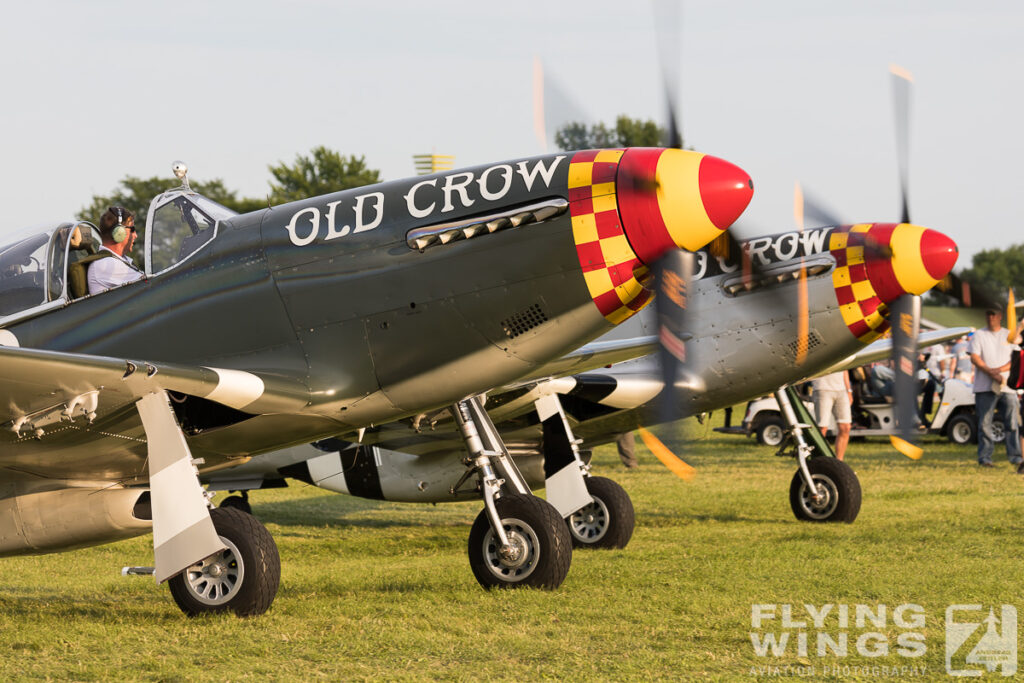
{"left": 969, "top": 309, "right": 1023, "bottom": 470}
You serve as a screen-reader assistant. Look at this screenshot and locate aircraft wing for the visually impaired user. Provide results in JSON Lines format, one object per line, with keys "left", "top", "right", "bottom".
{"left": 810, "top": 326, "right": 973, "bottom": 378}
{"left": 504, "top": 335, "right": 658, "bottom": 387}
{"left": 0, "top": 345, "right": 311, "bottom": 477}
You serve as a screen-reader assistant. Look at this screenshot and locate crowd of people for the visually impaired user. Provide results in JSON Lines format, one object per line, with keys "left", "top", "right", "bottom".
{"left": 809, "top": 307, "right": 1024, "bottom": 472}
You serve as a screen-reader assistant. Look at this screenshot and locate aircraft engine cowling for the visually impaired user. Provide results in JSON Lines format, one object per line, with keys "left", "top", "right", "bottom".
{"left": 0, "top": 487, "right": 152, "bottom": 556}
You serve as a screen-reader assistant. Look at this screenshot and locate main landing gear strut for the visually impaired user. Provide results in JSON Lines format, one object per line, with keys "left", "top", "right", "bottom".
{"left": 453, "top": 396, "right": 572, "bottom": 589}
{"left": 130, "top": 391, "right": 280, "bottom": 616}
{"left": 774, "top": 386, "right": 862, "bottom": 523}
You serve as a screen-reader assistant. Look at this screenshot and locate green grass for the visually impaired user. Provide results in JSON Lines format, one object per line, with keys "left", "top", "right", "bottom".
{"left": 922, "top": 305, "right": 984, "bottom": 330}
{"left": 1, "top": 415, "right": 1022, "bottom": 681}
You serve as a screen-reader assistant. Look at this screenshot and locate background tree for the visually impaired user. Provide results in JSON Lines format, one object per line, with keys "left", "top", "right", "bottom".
{"left": 79, "top": 176, "right": 264, "bottom": 225}
{"left": 960, "top": 245, "right": 1024, "bottom": 305}
{"left": 923, "top": 244, "right": 1024, "bottom": 307}
{"left": 80, "top": 146, "right": 383, "bottom": 269}
{"left": 554, "top": 115, "right": 667, "bottom": 151}
{"left": 267, "top": 146, "right": 381, "bottom": 204}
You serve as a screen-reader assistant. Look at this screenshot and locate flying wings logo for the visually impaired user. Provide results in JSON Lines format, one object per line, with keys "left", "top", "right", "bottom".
{"left": 283, "top": 156, "right": 566, "bottom": 247}
{"left": 946, "top": 605, "right": 1017, "bottom": 677}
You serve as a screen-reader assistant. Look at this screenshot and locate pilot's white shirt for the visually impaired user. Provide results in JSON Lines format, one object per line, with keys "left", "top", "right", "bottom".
{"left": 87, "top": 247, "right": 143, "bottom": 295}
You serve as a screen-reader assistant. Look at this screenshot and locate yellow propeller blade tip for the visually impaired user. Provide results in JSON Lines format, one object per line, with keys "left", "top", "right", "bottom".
{"left": 1006, "top": 288, "right": 1017, "bottom": 343}
{"left": 638, "top": 427, "right": 696, "bottom": 481}
{"left": 889, "top": 64, "right": 914, "bottom": 82}
{"left": 890, "top": 435, "right": 923, "bottom": 460}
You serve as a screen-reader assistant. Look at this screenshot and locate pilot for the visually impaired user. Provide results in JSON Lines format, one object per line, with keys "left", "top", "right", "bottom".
{"left": 87, "top": 207, "right": 144, "bottom": 295}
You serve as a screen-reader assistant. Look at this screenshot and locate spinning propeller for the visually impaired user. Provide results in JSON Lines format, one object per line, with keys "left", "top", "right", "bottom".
{"left": 795, "top": 66, "right": 955, "bottom": 459}
{"left": 532, "top": 4, "right": 756, "bottom": 480}
{"left": 886, "top": 65, "right": 925, "bottom": 460}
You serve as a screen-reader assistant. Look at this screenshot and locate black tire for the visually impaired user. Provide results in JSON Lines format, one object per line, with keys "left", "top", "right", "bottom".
{"left": 567, "top": 476, "right": 635, "bottom": 549}
{"left": 168, "top": 507, "right": 280, "bottom": 617}
{"left": 789, "top": 457, "right": 861, "bottom": 523}
{"left": 755, "top": 415, "right": 786, "bottom": 447}
{"left": 947, "top": 413, "right": 976, "bottom": 445}
{"left": 219, "top": 494, "right": 252, "bottom": 515}
{"left": 468, "top": 494, "right": 572, "bottom": 590}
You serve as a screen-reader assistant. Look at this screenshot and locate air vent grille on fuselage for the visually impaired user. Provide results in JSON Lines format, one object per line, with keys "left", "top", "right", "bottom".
{"left": 786, "top": 330, "right": 825, "bottom": 360}
{"left": 501, "top": 304, "right": 548, "bottom": 338}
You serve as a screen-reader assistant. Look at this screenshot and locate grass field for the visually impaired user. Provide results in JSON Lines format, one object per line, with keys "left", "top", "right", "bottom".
{"left": 2, "top": 415, "right": 1022, "bottom": 681}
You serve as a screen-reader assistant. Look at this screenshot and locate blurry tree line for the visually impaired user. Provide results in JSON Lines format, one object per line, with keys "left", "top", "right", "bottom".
{"left": 932, "top": 245, "right": 1024, "bottom": 308}
{"left": 79, "top": 146, "right": 381, "bottom": 227}
{"left": 80, "top": 116, "right": 662, "bottom": 230}
{"left": 554, "top": 115, "right": 666, "bottom": 151}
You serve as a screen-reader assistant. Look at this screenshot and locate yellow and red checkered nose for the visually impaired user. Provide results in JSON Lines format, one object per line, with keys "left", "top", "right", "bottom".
{"left": 566, "top": 148, "right": 752, "bottom": 325}
{"left": 830, "top": 223, "right": 958, "bottom": 342}
{"left": 616, "top": 148, "right": 753, "bottom": 263}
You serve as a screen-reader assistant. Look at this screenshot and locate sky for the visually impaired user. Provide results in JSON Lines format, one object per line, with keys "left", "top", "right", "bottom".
{"left": 1, "top": 0, "right": 1020, "bottom": 268}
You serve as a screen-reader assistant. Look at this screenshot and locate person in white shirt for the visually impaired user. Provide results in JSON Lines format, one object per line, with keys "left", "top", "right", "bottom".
{"left": 969, "top": 308, "right": 1023, "bottom": 470}
{"left": 812, "top": 370, "right": 852, "bottom": 461}
{"left": 951, "top": 336, "right": 973, "bottom": 383}
{"left": 87, "top": 206, "right": 144, "bottom": 295}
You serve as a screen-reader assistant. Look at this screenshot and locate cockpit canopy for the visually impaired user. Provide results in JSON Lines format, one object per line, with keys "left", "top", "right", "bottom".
{"left": 0, "top": 184, "right": 238, "bottom": 321}
{"left": 0, "top": 221, "right": 103, "bottom": 317}
{"left": 145, "top": 188, "right": 237, "bottom": 275}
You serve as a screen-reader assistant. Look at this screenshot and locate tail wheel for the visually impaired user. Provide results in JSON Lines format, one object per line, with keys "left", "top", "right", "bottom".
{"left": 468, "top": 494, "right": 572, "bottom": 590}
{"left": 789, "top": 457, "right": 861, "bottom": 523}
{"left": 168, "top": 507, "right": 280, "bottom": 617}
{"left": 567, "top": 476, "right": 635, "bottom": 549}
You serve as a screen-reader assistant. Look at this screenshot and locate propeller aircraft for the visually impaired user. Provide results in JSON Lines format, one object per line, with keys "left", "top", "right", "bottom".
{"left": 0, "top": 148, "right": 755, "bottom": 616}
{"left": 218, "top": 218, "right": 960, "bottom": 544}
{"left": 220, "top": 61, "right": 962, "bottom": 553}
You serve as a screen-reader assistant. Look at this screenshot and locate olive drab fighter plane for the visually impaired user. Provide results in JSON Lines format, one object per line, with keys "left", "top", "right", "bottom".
{"left": 214, "top": 220, "right": 961, "bottom": 544}
{"left": 0, "top": 148, "right": 755, "bottom": 616}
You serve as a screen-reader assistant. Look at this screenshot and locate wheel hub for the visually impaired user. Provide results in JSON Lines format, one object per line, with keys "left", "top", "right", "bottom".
{"left": 810, "top": 483, "right": 832, "bottom": 509}
{"left": 497, "top": 534, "right": 527, "bottom": 567}
{"left": 483, "top": 519, "right": 540, "bottom": 581}
{"left": 182, "top": 536, "right": 245, "bottom": 606}
{"left": 799, "top": 475, "right": 839, "bottom": 519}
{"left": 569, "top": 496, "right": 610, "bottom": 543}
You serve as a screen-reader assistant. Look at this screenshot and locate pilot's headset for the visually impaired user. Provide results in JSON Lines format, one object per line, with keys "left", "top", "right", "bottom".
{"left": 108, "top": 206, "right": 131, "bottom": 244}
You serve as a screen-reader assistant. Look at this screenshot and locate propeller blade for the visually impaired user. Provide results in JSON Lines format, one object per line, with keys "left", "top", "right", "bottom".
{"left": 885, "top": 66, "right": 924, "bottom": 459}
{"left": 532, "top": 58, "right": 593, "bottom": 153}
{"left": 890, "top": 64, "right": 913, "bottom": 224}
{"left": 794, "top": 182, "right": 810, "bottom": 365}
{"left": 801, "top": 190, "right": 843, "bottom": 228}
{"left": 933, "top": 270, "right": 992, "bottom": 309}
{"left": 532, "top": 56, "right": 547, "bottom": 152}
{"left": 653, "top": 249, "right": 693, "bottom": 424}
{"left": 638, "top": 427, "right": 696, "bottom": 481}
{"left": 890, "top": 435, "right": 923, "bottom": 460}
{"left": 1007, "top": 289, "right": 1018, "bottom": 343}
{"left": 653, "top": 0, "right": 684, "bottom": 149}
{"left": 890, "top": 294, "right": 923, "bottom": 459}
